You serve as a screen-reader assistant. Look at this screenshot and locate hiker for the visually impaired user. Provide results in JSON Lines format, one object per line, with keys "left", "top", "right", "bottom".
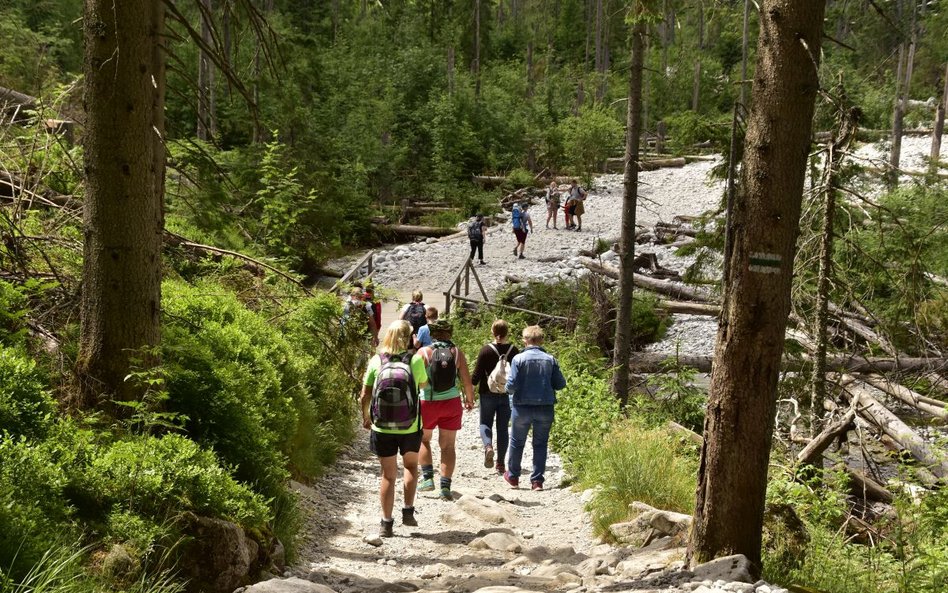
{"left": 359, "top": 320, "right": 429, "bottom": 538}
{"left": 566, "top": 180, "right": 586, "bottom": 231}
{"left": 399, "top": 291, "right": 427, "bottom": 344}
{"left": 413, "top": 306, "right": 439, "bottom": 349}
{"left": 416, "top": 318, "right": 475, "bottom": 501}
{"left": 364, "top": 283, "right": 383, "bottom": 338}
{"left": 468, "top": 214, "right": 487, "bottom": 265}
{"left": 471, "top": 319, "right": 519, "bottom": 475}
{"left": 544, "top": 182, "right": 560, "bottom": 230}
{"left": 504, "top": 325, "right": 566, "bottom": 491}
{"left": 343, "top": 287, "right": 379, "bottom": 347}
{"left": 511, "top": 203, "right": 533, "bottom": 260}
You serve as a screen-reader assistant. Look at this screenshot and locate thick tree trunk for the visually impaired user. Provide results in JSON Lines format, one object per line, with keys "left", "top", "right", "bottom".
{"left": 740, "top": 0, "right": 750, "bottom": 106}
{"left": 78, "top": 0, "right": 165, "bottom": 404}
{"left": 931, "top": 63, "right": 947, "bottom": 174}
{"left": 612, "top": 20, "right": 645, "bottom": 405}
{"left": 688, "top": 0, "right": 826, "bottom": 572}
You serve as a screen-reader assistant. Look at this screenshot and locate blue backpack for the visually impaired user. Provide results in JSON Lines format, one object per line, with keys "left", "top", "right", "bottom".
{"left": 511, "top": 207, "right": 524, "bottom": 231}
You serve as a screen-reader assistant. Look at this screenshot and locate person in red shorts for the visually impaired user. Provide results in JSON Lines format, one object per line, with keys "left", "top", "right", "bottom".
{"left": 415, "top": 318, "right": 475, "bottom": 501}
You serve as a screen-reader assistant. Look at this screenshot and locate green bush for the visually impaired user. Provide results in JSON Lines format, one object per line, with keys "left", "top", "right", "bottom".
{"left": 578, "top": 420, "right": 697, "bottom": 537}
{"left": 557, "top": 106, "right": 623, "bottom": 175}
{"left": 88, "top": 434, "right": 269, "bottom": 528}
{"left": 0, "top": 281, "right": 28, "bottom": 346}
{"left": 0, "top": 347, "right": 55, "bottom": 439}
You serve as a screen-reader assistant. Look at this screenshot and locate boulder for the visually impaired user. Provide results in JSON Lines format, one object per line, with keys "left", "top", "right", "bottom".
{"left": 244, "top": 577, "right": 337, "bottom": 593}
{"left": 529, "top": 563, "right": 578, "bottom": 579}
{"left": 609, "top": 506, "right": 693, "bottom": 548}
{"left": 457, "top": 495, "right": 515, "bottom": 525}
{"left": 470, "top": 531, "right": 523, "bottom": 553}
{"left": 180, "top": 513, "right": 258, "bottom": 593}
{"left": 690, "top": 554, "right": 755, "bottom": 584}
{"left": 614, "top": 547, "right": 686, "bottom": 579}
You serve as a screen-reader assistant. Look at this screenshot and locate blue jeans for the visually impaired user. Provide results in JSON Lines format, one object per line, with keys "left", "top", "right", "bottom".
{"left": 507, "top": 404, "right": 555, "bottom": 484}
{"left": 479, "top": 394, "right": 511, "bottom": 466}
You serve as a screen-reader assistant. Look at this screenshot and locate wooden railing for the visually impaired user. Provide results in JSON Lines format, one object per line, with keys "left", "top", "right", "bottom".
{"left": 330, "top": 251, "right": 375, "bottom": 294}
{"left": 443, "top": 258, "right": 489, "bottom": 314}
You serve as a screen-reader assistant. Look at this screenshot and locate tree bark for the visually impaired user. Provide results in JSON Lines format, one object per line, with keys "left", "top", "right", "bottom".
{"left": 78, "top": 0, "right": 166, "bottom": 404}
{"left": 692, "top": 1, "right": 704, "bottom": 112}
{"left": 688, "top": 0, "right": 826, "bottom": 572}
{"left": 612, "top": 18, "right": 645, "bottom": 405}
{"left": 197, "top": 0, "right": 217, "bottom": 141}
{"left": 740, "top": 0, "right": 750, "bottom": 106}
{"left": 931, "top": 63, "right": 947, "bottom": 174}
{"left": 473, "top": 0, "right": 481, "bottom": 101}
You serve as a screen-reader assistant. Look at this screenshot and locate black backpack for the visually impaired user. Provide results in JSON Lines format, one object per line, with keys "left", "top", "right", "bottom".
{"left": 427, "top": 341, "right": 457, "bottom": 393}
{"left": 371, "top": 352, "right": 419, "bottom": 431}
{"left": 405, "top": 302, "right": 427, "bottom": 332}
{"left": 468, "top": 220, "right": 483, "bottom": 241}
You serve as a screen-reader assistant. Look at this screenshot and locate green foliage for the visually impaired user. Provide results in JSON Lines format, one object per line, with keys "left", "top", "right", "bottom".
{"left": 0, "top": 282, "right": 28, "bottom": 346}
{"left": 578, "top": 420, "right": 697, "bottom": 537}
{"left": 663, "top": 111, "right": 730, "bottom": 154}
{"left": 87, "top": 434, "right": 269, "bottom": 528}
{"left": 557, "top": 106, "right": 624, "bottom": 175}
{"left": 641, "top": 349, "right": 705, "bottom": 432}
{"left": 0, "top": 347, "right": 55, "bottom": 439}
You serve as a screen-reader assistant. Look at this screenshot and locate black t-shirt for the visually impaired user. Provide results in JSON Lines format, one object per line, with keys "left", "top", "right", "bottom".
{"left": 472, "top": 342, "right": 519, "bottom": 395}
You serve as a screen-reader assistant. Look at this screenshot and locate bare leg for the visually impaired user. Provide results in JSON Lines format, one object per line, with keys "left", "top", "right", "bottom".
{"left": 420, "top": 429, "right": 434, "bottom": 467}
{"left": 379, "top": 455, "right": 398, "bottom": 520}
{"left": 402, "top": 451, "right": 419, "bottom": 507}
{"left": 438, "top": 429, "right": 458, "bottom": 478}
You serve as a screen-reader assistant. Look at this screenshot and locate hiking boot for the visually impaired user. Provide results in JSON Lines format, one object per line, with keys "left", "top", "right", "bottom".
{"left": 531, "top": 480, "right": 543, "bottom": 491}
{"left": 439, "top": 487, "right": 453, "bottom": 501}
{"left": 380, "top": 519, "right": 394, "bottom": 538}
{"left": 512, "top": 247, "right": 518, "bottom": 256}
{"left": 518, "top": 254, "right": 525, "bottom": 259}
{"left": 503, "top": 471, "right": 519, "bottom": 489}
{"left": 484, "top": 446, "right": 494, "bottom": 469}
{"left": 495, "top": 463, "right": 505, "bottom": 475}
{"left": 479, "top": 260, "right": 486, "bottom": 265}
{"left": 418, "top": 477, "right": 435, "bottom": 491}
{"left": 402, "top": 507, "right": 418, "bottom": 526}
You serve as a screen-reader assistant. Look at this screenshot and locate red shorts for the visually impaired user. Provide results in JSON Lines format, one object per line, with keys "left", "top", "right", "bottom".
{"left": 421, "top": 398, "right": 463, "bottom": 431}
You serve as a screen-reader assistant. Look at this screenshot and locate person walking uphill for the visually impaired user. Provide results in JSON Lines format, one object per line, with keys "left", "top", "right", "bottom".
{"left": 511, "top": 203, "right": 533, "bottom": 260}
{"left": 399, "top": 291, "right": 427, "bottom": 346}
{"left": 504, "top": 325, "right": 566, "bottom": 491}
{"left": 471, "top": 319, "right": 519, "bottom": 475}
{"left": 360, "top": 320, "right": 429, "bottom": 538}
{"left": 468, "top": 214, "right": 487, "bottom": 265}
{"left": 416, "top": 319, "right": 475, "bottom": 501}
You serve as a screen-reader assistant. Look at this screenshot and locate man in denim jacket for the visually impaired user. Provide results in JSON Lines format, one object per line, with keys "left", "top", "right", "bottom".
{"left": 503, "top": 325, "right": 566, "bottom": 491}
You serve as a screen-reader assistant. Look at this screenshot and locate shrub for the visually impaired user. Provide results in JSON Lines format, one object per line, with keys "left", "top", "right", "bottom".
{"left": 557, "top": 106, "right": 623, "bottom": 175}
{"left": 578, "top": 420, "right": 697, "bottom": 537}
{"left": 0, "top": 281, "right": 28, "bottom": 346}
{"left": 0, "top": 347, "right": 55, "bottom": 439}
{"left": 88, "top": 434, "right": 270, "bottom": 528}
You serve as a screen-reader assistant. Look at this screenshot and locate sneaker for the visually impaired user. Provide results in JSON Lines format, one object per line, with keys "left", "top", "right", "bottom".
{"left": 418, "top": 477, "right": 435, "bottom": 491}
{"left": 512, "top": 247, "right": 518, "bottom": 256}
{"left": 402, "top": 507, "right": 418, "bottom": 526}
{"left": 495, "top": 463, "right": 505, "bottom": 475}
{"left": 479, "top": 260, "right": 486, "bottom": 265}
{"left": 518, "top": 254, "right": 525, "bottom": 260}
{"left": 575, "top": 227, "right": 582, "bottom": 232}
{"left": 439, "top": 487, "right": 453, "bottom": 501}
{"left": 380, "top": 519, "right": 394, "bottom": 538}
{"left": 484, "top": 446, "right": 494, "bottom": 468}
{"left": 503, "top": 471, "right": 519, "bottom": 489}
{"left": 531, "top": 480, "right": 543, "bottom": 491}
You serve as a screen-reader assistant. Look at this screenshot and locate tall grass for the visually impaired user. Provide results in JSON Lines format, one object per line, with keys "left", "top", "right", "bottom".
{"left": 577, "top": 420, "right": 697, "bottom": 537}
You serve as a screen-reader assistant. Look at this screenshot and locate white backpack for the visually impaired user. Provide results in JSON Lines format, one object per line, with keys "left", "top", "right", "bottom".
{"left": 487, "top": 344, "right": 511, "bottom": 394}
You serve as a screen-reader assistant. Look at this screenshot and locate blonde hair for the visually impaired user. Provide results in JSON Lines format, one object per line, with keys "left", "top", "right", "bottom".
{"left": 491, "top": 319, "right": 509, "bottom": 339}
{"left": 411, "top": 290, "right": 423, "bottom": 302}
{"left": 522, "top": 325, "right": 544, "bottom": 344}
{"left": 379, "top": 320, "right": 413, "bottom": 354}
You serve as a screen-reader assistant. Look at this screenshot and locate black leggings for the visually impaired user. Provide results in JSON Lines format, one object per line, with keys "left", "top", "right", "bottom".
{"left": 470, "top": 240, "right": 484, "bottom": 261}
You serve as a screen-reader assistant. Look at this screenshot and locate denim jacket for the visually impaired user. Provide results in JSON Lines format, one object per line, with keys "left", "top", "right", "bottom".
{"left": 505, "top": 345, "right": 566, "bottom": 406}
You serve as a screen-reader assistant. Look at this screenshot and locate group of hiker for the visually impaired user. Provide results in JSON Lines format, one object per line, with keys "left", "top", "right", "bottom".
{"left": 356, "top": 292, "right": 566, "bottom": 538}
{"left": 467, "top": 179, "right": 588, "bottom": 263}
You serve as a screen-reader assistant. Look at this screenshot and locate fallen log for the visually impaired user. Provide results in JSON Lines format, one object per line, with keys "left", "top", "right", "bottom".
{"left": 628, "top": 352, "right": 948, "bottom": 374}
{"left": 371, "top": 223, "right": 457, "bottom": 239}
{"left": 580, "top": 259, "right": 714, "bottom": 302}
{"left": 504, "top": 274, "right": 524, "bottom": 284}
{"left": 0, "top": 86, "right": 36, "bottom": 121}
{"left": 797, "top": 409, "right": 856, "bottom": 465}
{"left": 604, "top": 157, "right": 688, "bottom": 173}
{"left": 0, "top": 172, "right": 77, "bottom": 208}
{"left": 828, "top": 302, "right": 897, "bottom": 356}
{"left": 656, "top": 300, "right": 720, "bottom": 316}
{"left": 472, "top": 175, "right": 507, "bottom": 188}
{"left": 840, "top": 375, "right": 948, "bottom": 479}
{"left": 846, "top": 469, "right": 895, "bottom": 504}
{"left": 666, "top": 421, "right": 703, "bottom": 446}
{"left": 858, "top": 375, "right": 948, "bottom": 420}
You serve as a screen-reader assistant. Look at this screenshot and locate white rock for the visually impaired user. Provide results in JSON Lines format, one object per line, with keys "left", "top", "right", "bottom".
{"left": 470, "top": 532, "right": 523, "bottom": 553}
{"left": 243, "top": 578, "right": 336, "bottom": 593}
{"left": 363, "top": 534, "right": 383, "bottom": 547}
{"left": 692, "top": 554, "right": 754, "bottom": 584}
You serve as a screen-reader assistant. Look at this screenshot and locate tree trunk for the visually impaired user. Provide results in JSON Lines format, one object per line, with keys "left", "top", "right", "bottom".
{"left": 473, "top": 0, "right": 481, "bottom": 100}
{"left": 888, "top": 0, "right": 918, "bottom": 187}
{"left": 688, "top": 0, "right": 826, "bottom": 572}
{"left": 691, "top": 2, "right": 704, "bottom": 112}
{"left": 612, "top": 19, "right": 645, "bottom": 406}
{"left": 931, "top": 63, "right": 947, "bottom": 174}
{"left": 740, "top": 0, "right": 750, "bottom": 106}
{"left": 78, "top": 0, "right": 166, "bottom": 404}
{"left": 197, "top": 0, "right": 216, "bottom": 141}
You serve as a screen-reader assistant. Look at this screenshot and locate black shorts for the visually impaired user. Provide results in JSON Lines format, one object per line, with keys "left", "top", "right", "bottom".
{"left": 567, "top": 202, "right": 577, "bottom": 215}
{"left": 370, "top": 429, "right": 423, "bottom": 458}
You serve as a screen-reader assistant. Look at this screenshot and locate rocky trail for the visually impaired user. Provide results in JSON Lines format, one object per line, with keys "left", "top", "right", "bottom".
{"left": 241, "top": 137, "right": 945, "bottom": 593}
